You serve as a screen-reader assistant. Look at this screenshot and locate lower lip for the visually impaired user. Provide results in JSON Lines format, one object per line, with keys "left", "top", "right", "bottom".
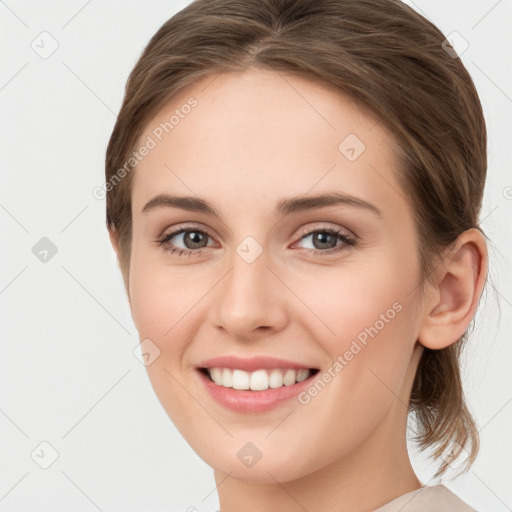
{"left": 195, "top": 369, "right": 317, "bottom": 413}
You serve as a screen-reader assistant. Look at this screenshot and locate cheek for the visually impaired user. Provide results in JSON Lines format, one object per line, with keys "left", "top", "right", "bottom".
{"left": 297, "top": 248, "right": 418, "bottom": 345}
{"left": 129, "top": 240, "right": 196, "bottom": 334}
{"left": 129, "top": 269, "right": 194, "bottom": 355}
{"left": 294, "top": 253, "right": 419, "bottom": 413}
{"left": 277, "top": 281, "right": 418, "bottom": 470}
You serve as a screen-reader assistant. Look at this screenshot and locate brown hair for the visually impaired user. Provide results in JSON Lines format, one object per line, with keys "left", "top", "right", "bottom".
{"left": 105, "top": 0, "right": 489, "bottom": 476}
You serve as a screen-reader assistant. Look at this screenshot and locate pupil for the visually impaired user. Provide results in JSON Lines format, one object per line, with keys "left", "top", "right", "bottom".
{"left": 185, "top": 231, "right": 206, "bottom": 249}
{"left": 314, "top": 232, "right": 335, "bottom": 250}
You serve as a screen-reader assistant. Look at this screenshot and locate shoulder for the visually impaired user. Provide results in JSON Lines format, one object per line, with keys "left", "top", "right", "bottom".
{"left": 373, "top": 484, "right": 477, "bottom": 512}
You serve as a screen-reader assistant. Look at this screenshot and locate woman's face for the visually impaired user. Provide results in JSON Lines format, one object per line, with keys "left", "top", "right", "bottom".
{"left": 126, "top": 68, "right": 427, "bottom": 482}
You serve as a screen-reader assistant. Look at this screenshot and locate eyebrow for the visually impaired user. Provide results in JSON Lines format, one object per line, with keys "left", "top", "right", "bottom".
{"left": 141, "top": 192, "right": 382, "bottom": 218}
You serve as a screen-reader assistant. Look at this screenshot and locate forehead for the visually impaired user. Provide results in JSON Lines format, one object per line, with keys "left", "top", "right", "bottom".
{"left": 131, "top": 68, "right": 406, "bottom": 217}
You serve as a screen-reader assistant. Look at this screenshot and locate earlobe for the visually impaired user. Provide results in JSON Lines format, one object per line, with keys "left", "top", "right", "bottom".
{"left": 417, "top": 228, "right": 488, "bottom": 350}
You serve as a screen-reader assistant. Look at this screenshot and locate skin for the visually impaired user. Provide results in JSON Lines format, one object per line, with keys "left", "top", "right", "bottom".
{"left": 109, "top": 68, "right": 488, "bottom": 512}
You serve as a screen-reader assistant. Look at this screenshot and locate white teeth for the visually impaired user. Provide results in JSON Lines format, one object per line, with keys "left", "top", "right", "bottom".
{"left": 269, "top": 369, "right": 283, "bottom": 388}
{"left": 232, "top": 369, "right": 250, "bottom": 390}
{"left": 296, "top": 369, "right": 310, "bottom": 382}
{"left": 249, "top": 369, "right": 268, "bottom": 391}
{"left": 222, "top": 368, "right": 233, "bottom": 388}
{"left": 283, "top": 369, "right": 296, "bottom": 386}
{"left": 205, "top": 367, "right": 313, "bottom": 390}
{"left": 210, "top": 367, "right": 223, "bottom": 385}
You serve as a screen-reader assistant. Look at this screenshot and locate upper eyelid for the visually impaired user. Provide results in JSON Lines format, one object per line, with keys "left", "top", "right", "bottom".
{"left": 160, "top": 223, "right": 216, "bottom": 241}
{"left": 294, "top": 222, "right": 354, "bottom": 239}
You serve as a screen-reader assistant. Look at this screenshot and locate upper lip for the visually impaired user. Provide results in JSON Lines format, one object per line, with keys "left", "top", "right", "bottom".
{"left": 197, "top": 355, "right": 319, "bottom": 372}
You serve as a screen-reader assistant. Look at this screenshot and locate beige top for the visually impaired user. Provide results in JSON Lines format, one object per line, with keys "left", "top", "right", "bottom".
{"left": 373, "top": 484, "right": 476, "bottom": 511}
{"left": 214, "top": 484, "right": 476, "bottom": 511}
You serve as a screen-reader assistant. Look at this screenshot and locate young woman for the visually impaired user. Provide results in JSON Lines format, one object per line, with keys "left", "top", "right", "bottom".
{"left": 105, "top": 0, "right": 489, "bottom": 510}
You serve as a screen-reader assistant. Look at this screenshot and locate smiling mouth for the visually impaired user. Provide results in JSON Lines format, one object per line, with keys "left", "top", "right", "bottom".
{"left": 198, "top": 367, "right": 320, "bottom": 391}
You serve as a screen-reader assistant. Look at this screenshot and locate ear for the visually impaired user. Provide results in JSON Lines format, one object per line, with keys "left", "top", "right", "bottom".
{"left": 417, "top": 228, "right": 488, "bottom": 350}
{"left": 108, "top": 225, "right": 121, "bottom": 261}
{"left": 108, "top": 225, "right": 133, "bottom": 311}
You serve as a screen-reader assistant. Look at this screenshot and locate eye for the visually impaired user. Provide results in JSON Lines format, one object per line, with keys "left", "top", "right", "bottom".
{"left": 293, "top": 225, "right": 356, "bottom": 257}
{"left": 157, "top": 224, "right": 216, "bottom": 257}
{"left": 156, "top": 223, "right": 356, "bottom": 258}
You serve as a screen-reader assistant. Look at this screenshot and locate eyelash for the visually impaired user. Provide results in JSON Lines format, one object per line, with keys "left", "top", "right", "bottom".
{"left": 156, "top": 223, "right": 356, "bottom": 258}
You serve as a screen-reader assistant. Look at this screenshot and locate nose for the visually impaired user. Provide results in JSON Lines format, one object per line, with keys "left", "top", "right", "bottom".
{"left": 210, "top": 243, "right": 289, "bottom": 341}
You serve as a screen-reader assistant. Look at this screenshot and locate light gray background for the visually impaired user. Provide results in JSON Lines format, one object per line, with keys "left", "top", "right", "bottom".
{"left": 0, "top": 0, "right": 511, "bottom": 510}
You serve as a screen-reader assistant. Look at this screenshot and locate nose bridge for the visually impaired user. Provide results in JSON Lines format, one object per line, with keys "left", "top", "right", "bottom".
{"left": 230, "top": 236, "right": 268, "bottom": 293}
{"left": 222, "top": 236, "right": 272, "bottom": 312}
{"left": 212, "top": 235, "right": 288, "bottom": 336}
